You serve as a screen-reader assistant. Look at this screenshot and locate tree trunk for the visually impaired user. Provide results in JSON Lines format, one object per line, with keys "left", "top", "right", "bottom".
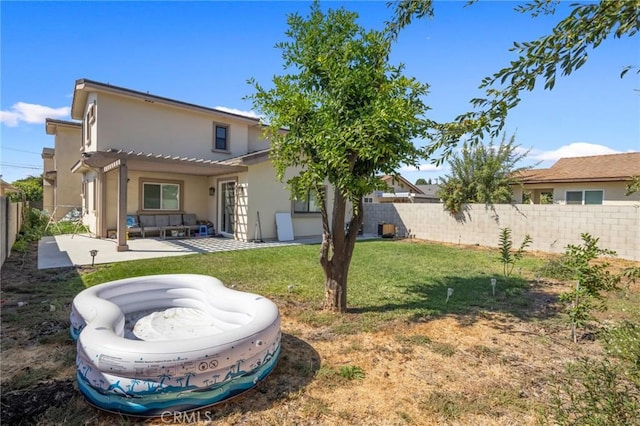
{"left": 324, "top": 262, "right": 348, "bottom": 312}
{"left": 320, "top": 187, "right": 362, "bottom": 312}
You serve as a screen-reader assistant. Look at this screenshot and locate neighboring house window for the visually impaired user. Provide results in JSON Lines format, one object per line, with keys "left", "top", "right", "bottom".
{"left": 364, "top": 197, "right": 373, "bottom": 203}
{"left": 566, "top": 190, "right": 603, "bottom": 205}
{"left": 213, "top": 124, "right": 229, "bottom": 151}
{"left": 141, "top": 181, "right": 182, "bottom": 211}
{"left": 293, "top": 188, "right": 323, "bottom": 213}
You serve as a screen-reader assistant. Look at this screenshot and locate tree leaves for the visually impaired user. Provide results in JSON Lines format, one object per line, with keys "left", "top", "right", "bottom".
{"left": 389, "top": 0, "right": 639, "bottom": 158}
{"left": 437, "top": 133, "right": 534, "bottom": 215}
{"left": 247, "top": 2, "right": 430, "bottom": 206}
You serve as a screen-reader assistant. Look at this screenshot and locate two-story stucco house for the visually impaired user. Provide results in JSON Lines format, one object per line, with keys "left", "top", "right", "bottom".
{"left": 42, "top": 119, "right": 84, "bottom": 220}
{"left": 48, "top": 78, "right": 332, "bottom": 251}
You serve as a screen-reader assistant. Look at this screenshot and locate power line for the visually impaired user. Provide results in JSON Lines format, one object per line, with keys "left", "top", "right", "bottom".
{"left": 1, "top": 147, "right": 44, "bottom": 155}
{"left": 0, "top": 163, "right": 43, "bottom": 170}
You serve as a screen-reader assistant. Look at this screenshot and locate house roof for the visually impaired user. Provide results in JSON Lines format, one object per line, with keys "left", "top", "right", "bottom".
{"left": 71, "top": 78, "right": 262, "bottom": 125}
{"left": 380, "top": 175, "right": 424, "bottom": 194}
{"left": 217, "top": 149, "right": 271, "bottom": 166}
{"left": 45, "top": 118, "right": 81, "bottom": 135}
{"left": 1, "top": 179, "right": 19, "bottom": 193}
{"left": 415, "top": 184, "right": 441, "bottom": 198}
{"left": 518, "top": 152, "right": 640, "bottom": 184}
{"left": 41, "top": 147, "right": 55, "bottom": 159}
{"left": 71, "top": 149, "right": 250, "bottom": 177}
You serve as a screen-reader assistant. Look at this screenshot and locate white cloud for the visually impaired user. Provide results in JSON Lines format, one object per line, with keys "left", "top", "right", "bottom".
{"left": 0, "top": 102, "right": 70, "bottom": 127}
{"left": 214, "top": 106, "right": 261, "bottom": 120}
{"left": 400, "top": 163, "right": 443, "bottom": 172}
{"left": 531, "top": 142, "right": 621, "bottom": 162}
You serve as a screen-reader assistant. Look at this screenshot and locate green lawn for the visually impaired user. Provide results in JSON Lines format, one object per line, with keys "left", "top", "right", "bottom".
{"left": 82, "top": 239, "right": 547, "bottom": 333}
{"left": 3, "top": 238, "right": 637, "bottom": 424}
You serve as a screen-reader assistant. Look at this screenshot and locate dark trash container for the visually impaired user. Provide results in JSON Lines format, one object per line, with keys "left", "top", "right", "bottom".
{"left": 378, "top": 222, "right": 395, "bottom": 238}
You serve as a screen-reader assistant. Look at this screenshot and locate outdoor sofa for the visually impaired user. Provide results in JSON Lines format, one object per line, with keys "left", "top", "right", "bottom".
{"left": 126, "top": 213, "right": 202, "bottom": 238}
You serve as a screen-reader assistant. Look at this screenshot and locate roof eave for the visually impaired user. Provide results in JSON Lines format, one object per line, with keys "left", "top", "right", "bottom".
{"left": 71, "top": 78, "right": 261, "bottom": 124}
{"left": 520, "top": 176, "right": 633, "bottom": 185}
{"left": 46, "top": 118, "right": 82, "bottom": 134}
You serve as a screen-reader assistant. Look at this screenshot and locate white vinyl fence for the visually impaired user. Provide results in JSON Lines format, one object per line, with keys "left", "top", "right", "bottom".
{"left": 1, "top": 197, "right": 24, "bottom": 268}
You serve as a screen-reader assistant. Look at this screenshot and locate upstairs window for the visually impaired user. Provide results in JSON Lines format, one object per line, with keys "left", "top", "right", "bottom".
{"left": 141, "top": 181, "right": 181, "bottom": 211}
{"left": 566, "top": 190, "right": 603, "bottom": 205}
{"left": 213, "top": 124, "right": 229, "bottom": 152}
{"left": 85, "top": 102, "right": 96, "bottom": 146}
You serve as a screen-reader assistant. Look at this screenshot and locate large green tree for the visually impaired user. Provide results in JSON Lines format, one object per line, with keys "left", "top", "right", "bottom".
{"left": 248, "top": 3, "right": 429, "bottom": 311}
{"left": 7, "top": 175, "right": 43, "bottom": 202}
{"left": 438, "top": 134, "right": 531, "bottom": 215}
{"left": 388, "top": 0, "right": 639, "bottom": 158}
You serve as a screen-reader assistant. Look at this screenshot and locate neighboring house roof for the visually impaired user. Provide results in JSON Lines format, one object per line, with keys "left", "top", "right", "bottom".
{"left": 41, "top": 147, "right": 55, "bottom": 159}
{"left": 41, "top": 147, "right": 56, "bottom": 183}
{"left": 1, "top": 179, "right": 19, "bottom": 195}
{"left": 415, "top": 184, "right": 441, "bottom": 198}
{"left": 380, "top": 175, "right": 424, "bottom": 194}
{"left": 518, "top": 152, "right": 640, "bottom": 184}
{"left": 45, "top": 118, "right": 81, "bottom": 135}
{"left": 71, "top": 78, "right": 262, "bottom": 124}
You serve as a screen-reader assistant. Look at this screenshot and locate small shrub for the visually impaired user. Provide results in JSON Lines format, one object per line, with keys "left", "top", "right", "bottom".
{"left": 549, "top": 358, "right": 640, "bottom": 426}
{"left": 538, "top": 255, "right": 574, "bottom": 281}
{"left": 557, "top": 233, "right": 621, "bottom": 342}
{"left": 498, "top": 228, "right": 532, "bottom": 281}
{"left": 420, "top": 390, "right": 462, "bottom": 420}
{"left": 338, "top": 365, "right": 365, "bottom": 380}
{"left": 603, "top": 321, "right": 640, "bottom": 376}
{"left": 12, "top": 239, "right": 29, "bottom": 253}
{"left": 396, "top": 334, "right": 432, "bottom": 346}
{"left": 429, "top": 341, "right": 456, "bottom": 357}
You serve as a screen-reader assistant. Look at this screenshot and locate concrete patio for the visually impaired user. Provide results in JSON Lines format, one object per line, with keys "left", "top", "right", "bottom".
{"left": 37, "top": 234, "right": 321, "bottom": 269}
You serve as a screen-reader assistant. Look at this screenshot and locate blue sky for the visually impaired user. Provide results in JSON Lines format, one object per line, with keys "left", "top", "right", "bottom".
{"left": 1, "top": 1, "right": 638, "bottom": 184}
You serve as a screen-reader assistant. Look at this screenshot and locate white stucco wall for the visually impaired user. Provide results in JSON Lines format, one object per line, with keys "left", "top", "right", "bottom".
{"left": 93, "top": 93, "right": 251, "bottom": 159}
{"left": 53, "top": 126, "right": 83, "bottom": 217}
{"left": 247, "top": 126, "right": 271, "bottom": 152}
{"left": 244, "top": 162, "right": 332, "bottom": 241}
{"left": 103, "top": 170, "right": 211, "bottom": 232}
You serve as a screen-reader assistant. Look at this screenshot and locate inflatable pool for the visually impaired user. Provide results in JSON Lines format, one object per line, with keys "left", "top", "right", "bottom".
{"left": 69, "top": 274, "right": 281, "bottom": 416}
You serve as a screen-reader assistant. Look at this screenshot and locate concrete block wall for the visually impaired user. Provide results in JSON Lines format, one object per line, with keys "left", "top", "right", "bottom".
{"left": 364, "top": 203, "right": 640, "bottom": 261}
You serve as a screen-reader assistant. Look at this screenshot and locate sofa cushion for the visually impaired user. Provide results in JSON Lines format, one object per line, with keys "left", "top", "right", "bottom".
{"left": 169, "top": 214, "right": 182, "bottom": 226}
{"left": 139, "top": 215, "right": 156, "bottom": 227}
{"left": 156, "top": 215, "right": 170, "bottom": 227}
{"left": 183, "top": 214, "right": 197, "bottom": 226}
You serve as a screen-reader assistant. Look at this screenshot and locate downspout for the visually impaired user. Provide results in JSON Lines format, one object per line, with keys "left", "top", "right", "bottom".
{"left": 97, "top": 170, "right": 106, "bottom": 238}
{"left": 116, "top": 161, "right": 128, "bottom": 251}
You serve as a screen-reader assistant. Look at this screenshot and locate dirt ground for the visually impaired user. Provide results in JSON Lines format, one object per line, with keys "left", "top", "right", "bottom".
{"left": 0, "top": 242, "right": 634, "bottom": 425}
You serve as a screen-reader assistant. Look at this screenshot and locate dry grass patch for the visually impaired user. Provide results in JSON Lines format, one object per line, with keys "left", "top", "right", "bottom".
{"left": 1, "top": 240, "right": 638, "bottom": 425}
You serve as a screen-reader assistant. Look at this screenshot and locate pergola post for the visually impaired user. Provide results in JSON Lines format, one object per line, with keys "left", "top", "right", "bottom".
{"left": 116, "top": 160, "right": 129, "bottom": 252}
